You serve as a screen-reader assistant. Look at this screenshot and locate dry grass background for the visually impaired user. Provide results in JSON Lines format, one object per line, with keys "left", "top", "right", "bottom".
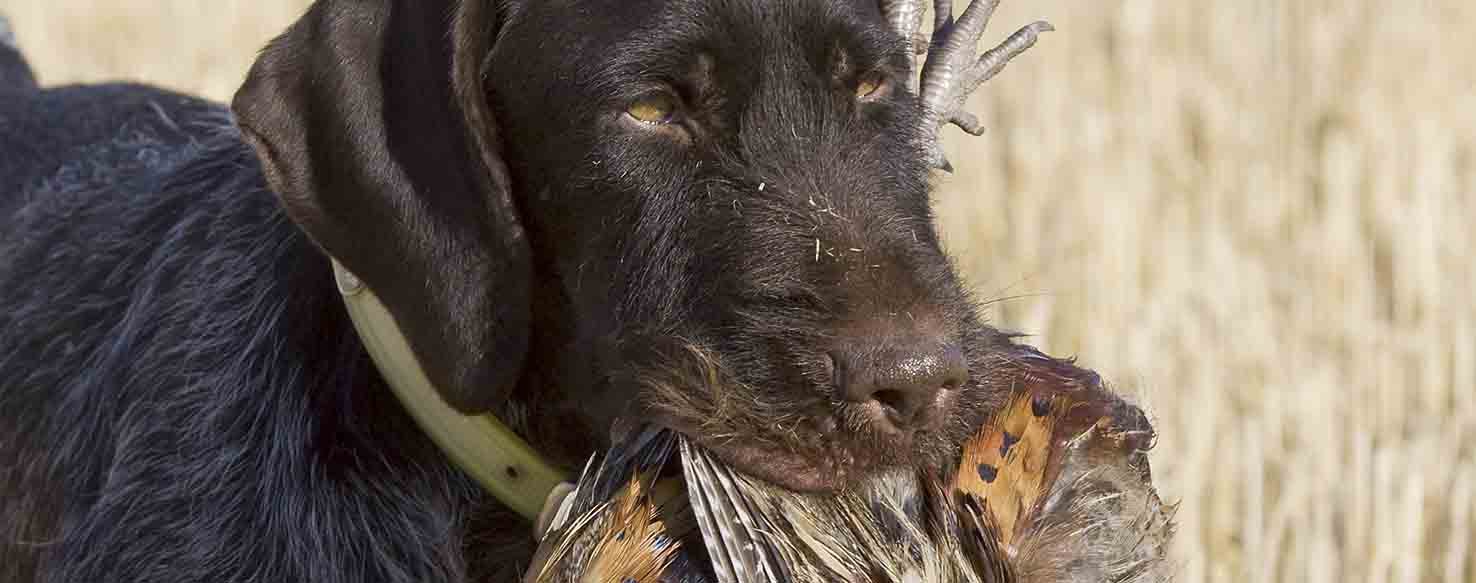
{"left": 4, "top": 1, "right": 1474, "bottom": 581}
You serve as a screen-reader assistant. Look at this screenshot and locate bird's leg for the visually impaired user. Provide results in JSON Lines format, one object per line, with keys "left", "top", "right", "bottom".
{"left": 881, "top": 0, "right": 1053, "bottom": 171}
{"left": 880, "top": 0, "right": 929, "bottom": 94}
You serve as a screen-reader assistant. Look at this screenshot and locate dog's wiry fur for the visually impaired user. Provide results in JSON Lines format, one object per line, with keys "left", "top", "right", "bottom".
{"left": 477, "top": 0, "right": 1015, "bottom": 488}
{"left": 1, "top": 1, "right": 1028, "bottom": 581}
{"left": 0, "top": 88, "right": 534, "bottom": 581}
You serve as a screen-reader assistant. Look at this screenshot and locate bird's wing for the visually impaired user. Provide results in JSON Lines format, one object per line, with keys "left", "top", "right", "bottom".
{"left": 951, "top": 346, "right": 1176, "bottom": 583}
{"left": 525, "top": 426, "right": 705, "bottom": 583}
{"left": 679, "top": 438, "right": 788, "bottom": 583}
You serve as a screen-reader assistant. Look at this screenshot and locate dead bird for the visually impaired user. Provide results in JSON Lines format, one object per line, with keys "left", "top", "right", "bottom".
{"left": 680, "top": 348, "right": 1177, "bottom": 583}
{"left": 525, "top": 347, "right": 1177, "bottom": 583}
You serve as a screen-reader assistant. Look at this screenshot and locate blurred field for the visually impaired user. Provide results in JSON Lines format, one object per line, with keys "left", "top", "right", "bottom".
{"left": 5, "top": 1, "right": 1473, "bottom": 581}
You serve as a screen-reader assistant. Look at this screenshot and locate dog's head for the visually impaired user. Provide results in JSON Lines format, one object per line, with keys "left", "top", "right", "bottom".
{"left": 234, "top": 0, "right": 1015, "bottom": 492}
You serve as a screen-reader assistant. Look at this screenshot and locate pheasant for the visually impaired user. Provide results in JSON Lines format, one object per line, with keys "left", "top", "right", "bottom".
{"left": 524, "top": 346, "right": 1176, "bottom": 583}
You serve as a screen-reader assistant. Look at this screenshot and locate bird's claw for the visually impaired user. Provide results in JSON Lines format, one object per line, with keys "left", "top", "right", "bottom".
{"left": 882, "top": 0, "right": 1053, "bottom": 172}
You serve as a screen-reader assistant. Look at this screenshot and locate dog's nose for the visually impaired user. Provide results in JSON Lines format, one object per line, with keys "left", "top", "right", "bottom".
{"left": 831, "top": 343, "right": 967, "bottom": 428}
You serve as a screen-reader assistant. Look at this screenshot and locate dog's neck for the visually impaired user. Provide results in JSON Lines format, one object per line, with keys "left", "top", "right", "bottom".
{"left": 328, "top": 257, "right": 570, "bottom": 521}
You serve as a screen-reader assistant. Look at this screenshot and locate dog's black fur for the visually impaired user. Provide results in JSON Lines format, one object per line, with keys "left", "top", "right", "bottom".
{"left": 0, "top": 2, "right": 1018, "bottom": 581}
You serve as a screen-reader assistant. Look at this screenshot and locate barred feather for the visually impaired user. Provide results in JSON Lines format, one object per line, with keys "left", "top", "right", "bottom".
{"left": 524, "top": 427, "right": 702, "bottom": 583}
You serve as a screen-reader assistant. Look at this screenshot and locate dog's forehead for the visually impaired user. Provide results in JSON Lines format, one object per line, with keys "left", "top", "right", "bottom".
{"left": 508, "top": 0, "right": 891, "bottom": 59}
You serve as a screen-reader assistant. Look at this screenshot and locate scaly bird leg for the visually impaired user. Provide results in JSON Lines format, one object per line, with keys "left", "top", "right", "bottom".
{"left": 881, "top": 0, "right": 1053, "bottom": 171}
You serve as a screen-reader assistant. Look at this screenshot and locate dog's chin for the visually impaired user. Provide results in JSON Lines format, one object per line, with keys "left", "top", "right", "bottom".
{"left": 702, "top": 440, "right": 851, "bottom": 492}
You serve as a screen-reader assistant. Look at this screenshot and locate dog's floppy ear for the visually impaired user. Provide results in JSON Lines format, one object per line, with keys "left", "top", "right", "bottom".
{"left": 232, "top": 0, "right": 527, "bottom": 413}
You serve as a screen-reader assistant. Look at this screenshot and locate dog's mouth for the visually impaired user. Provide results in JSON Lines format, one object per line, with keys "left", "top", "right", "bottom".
{"left": 613, "top": 337, "right": 977, "bottom": 493}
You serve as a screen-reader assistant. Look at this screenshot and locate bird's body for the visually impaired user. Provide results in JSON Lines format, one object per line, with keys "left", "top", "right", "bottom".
{"left": 525, "top": 347, "right": 1176, "bottom": 583}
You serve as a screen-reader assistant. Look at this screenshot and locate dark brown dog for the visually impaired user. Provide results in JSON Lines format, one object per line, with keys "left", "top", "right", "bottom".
{"left": 0, "top": 2, "right": 1046, "bottom": 581}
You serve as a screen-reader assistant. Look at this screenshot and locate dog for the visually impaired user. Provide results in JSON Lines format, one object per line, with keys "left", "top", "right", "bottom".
{"left": 0, "top": 1, "right": 1048, "bottom": 580}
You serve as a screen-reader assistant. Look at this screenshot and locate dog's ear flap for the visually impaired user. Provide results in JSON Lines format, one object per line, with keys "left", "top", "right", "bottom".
{"left": 232, "top": 0, "right": 527, "bottom": 413}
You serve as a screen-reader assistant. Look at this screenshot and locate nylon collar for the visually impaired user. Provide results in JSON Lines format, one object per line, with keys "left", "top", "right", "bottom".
{"left": 330, "top": 258, "right": 569, "bottom": 521}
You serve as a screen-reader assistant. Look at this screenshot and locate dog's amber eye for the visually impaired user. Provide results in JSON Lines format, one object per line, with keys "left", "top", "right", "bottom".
{"left": 626, "top": 95, "right": 677, "bottom": 124}
{"left": 855, "top": 72, "right": 886, "bottom": 99}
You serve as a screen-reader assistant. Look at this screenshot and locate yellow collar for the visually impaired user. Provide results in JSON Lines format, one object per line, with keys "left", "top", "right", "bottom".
{"left": 330, "top": 258, "right": 570, "bottom": 521}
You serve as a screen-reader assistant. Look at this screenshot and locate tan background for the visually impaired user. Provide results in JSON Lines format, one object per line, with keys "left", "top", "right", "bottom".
{"left": 5, "top": 1, "right": 1474, "bottom": 581}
